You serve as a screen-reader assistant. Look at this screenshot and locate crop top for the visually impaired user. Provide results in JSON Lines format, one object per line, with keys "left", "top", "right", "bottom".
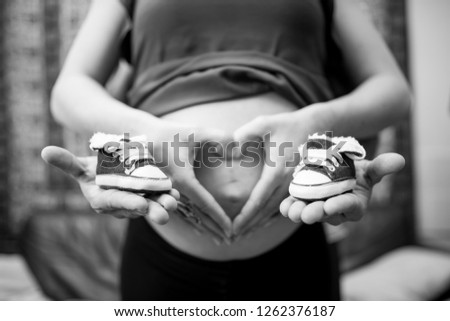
{"left": 118, "top": 0, "right": 343, "bottom": 116}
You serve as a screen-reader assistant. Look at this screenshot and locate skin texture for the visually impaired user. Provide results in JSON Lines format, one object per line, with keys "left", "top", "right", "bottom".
{"left": 41, "top": 142, "right": 405, "bottom": 260}
{"left": 41, "top": 146, "right": 179, "bottom": 223}
{"left": 47, "top": 0, "right": 411, "bottom": 256}
{"left": 279, "top": 153, "right": 406, "bottom": 226}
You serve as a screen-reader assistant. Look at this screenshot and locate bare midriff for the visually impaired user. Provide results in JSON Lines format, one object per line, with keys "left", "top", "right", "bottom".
{"left": 149, "top": 92, "right": 303, "bottom": 261}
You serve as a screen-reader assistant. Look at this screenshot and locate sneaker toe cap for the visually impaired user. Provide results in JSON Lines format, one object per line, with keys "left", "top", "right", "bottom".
{"left": 293, "top": 170, "right": 330, "bottom": 185}
{"left": 132, "top": 166, "right": 168, "bottom": 179}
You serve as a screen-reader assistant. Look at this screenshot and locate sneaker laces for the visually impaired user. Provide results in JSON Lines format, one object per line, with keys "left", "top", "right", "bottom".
{"left": 294, "top": 147, "right": 343, "bottom": 176}
{"left": 99, "top": 135, "right": 155, "bottom": 167}
{"left": 294, "top": 135, "right": 366, "bottom": 176}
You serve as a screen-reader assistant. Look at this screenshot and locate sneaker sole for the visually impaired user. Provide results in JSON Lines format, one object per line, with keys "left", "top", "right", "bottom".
{"left": 96, "top": 174, "right": 172, "bottom": 193}
{"left": 289, "top": 179, "right": 356, "bottom": 201}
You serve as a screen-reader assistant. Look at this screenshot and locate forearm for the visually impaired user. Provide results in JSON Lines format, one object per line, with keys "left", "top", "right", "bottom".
{"left": 311, "top": 0, "right": 413, "bottom": 139}
{"left": 51, "top": 74, "right": 163, "bottom": 140}
{"left": 301, "top": 72, "right": 412, "bottom": 139}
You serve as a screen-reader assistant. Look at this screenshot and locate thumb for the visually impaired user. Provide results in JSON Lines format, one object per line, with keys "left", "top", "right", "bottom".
{"left": 233, "top": 116, "right": 269, "bottom": 143}
{"left": 365, "top": 152, "right": 405, "bottom": 186}
{"left": 41, "top": 146, "right": 87, "bottom": 179}
{"left": 195, "top": 127, "right": 233, "bottom": 145}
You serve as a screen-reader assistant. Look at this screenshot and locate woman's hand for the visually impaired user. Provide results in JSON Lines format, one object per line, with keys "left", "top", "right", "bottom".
{"left": 280, "top": 153, "right": 405, "bottom": 225}
{"left": 151, "top": 123, "right": 234, "bottom": 238}
{"left": 41, "top": 146, "right": 179, "bottom": 223}
{"left": 232, "top": 110, "right": 315, "bottom": 236}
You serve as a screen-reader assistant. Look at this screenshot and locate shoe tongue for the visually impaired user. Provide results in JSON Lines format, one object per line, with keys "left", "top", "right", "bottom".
{"left": 306, "top": 138, "right": 333, "bottom": 150}
{"left": 303, "top": 138, "right": 334, "bottom": 164}
{"left": 305, "top": 149, "right": 328, "bottom": 162}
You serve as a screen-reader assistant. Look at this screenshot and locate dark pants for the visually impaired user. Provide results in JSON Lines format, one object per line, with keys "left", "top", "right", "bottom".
{"left": 121, "top": 217, "right": 340, "bottom": 300}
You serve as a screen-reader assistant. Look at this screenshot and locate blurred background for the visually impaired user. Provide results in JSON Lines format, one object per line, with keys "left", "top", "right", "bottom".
{"left": 0, "top": 0, "right": 449, "bottom": 300}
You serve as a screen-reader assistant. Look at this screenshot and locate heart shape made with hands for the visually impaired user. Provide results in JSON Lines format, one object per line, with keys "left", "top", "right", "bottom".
{"left": 184, "top": 125, "right": 297, "bottom": 238}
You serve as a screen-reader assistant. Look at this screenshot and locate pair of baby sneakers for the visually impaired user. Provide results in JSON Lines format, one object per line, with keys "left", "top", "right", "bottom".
{"left": 89, "top": 132, "right": 365, "bottom": 201}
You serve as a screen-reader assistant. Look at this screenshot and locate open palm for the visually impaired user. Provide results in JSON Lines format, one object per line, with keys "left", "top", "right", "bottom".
{"left": 280, "top": 153, "right": 405, "bottom": 225}
{"left": 41, "top": 146, "right": 179, "bottom": 223}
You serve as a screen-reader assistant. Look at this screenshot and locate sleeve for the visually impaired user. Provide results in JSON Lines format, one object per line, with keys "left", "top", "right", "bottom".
{"left": 321, "top": 0, "right": 356, "bottom": 97}
{"left": 117, "top": 0, "right": 134, "bottom": 63}
{"left": 118, "top": 0, "right": 135, "bottom": 19}
{"left": 320, "top": 0, "right": 334, "bottom": 23}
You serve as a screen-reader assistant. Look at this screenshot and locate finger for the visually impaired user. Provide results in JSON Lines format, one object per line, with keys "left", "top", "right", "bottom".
{"left": 324, "top": 214, "right": 345, "bottom": 226}
{"left": 173, "top": 208, "right": 225, "bottom": 244}
{"left": 150, "top": 193, "right": 178, "bottom": 212}
{"left": 147, "top": 200, "right": 170, "bottom": 225}
{"left": 177, "top": 199, "right": 229, "bottom": 241}
{"left": 258, "top": 211, "right": 283, "bottom": 229}
{"left": 239, "top": 186, "right": 287, "bottom": 236}
{"left": 195, "top": 127, "right": 233, "bottom": 145}
{"left": 102, "top": 210, "right": 143, "bottom": 219}
{"left": 365, "top": 153, "right": 405, "bottom": 186}
{"left": 301, "top": 201, "right": 325, "bottom": 224}
{"left": 232, "top": 168, "right": 280, "bottom": 235}
{"left": 41, "top": 146, "right": 88, "bottom": 179}
{"left": 280, "top": 196, "right": 296, "bottom": 217}
{"left": 91, "top": 188, "right": 149, "bottom": 214}
{"left": 195, "top": 211, "right": 229, "bottom": 243}
{"left": 179, "top": 175, "right": 232, "bottom": 236}
{"left": 287, "top": 200, "right": 307, "bottom": 223}
{"left": 169, "top": 189, "right": 181, "bottom": 200}
{"left": 324, "top": 193, "right": 364, "bottom": 222}
{"left": 233, "top": 116, "right": 269, "bottom": 142}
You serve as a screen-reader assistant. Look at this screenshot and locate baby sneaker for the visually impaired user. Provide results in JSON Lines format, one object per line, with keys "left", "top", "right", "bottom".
{"left": 89, "top": 133, "right": 172, "bottom": 193}
{"left": 289, "top": 133, "right": 366, "bottom": 201}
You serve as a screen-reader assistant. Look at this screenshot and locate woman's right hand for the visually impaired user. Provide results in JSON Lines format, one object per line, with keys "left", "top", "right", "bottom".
{"left": 41, "top": 146, "right": 179, "bottom": 223}
{"left": 151, "top": 123, "right": 233, "bottom": 238}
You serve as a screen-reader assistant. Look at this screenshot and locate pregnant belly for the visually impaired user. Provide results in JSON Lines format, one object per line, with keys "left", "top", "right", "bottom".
{"left": 153, "top": 92, "right": 302, "bottom": 260}
{"left": 194, "top": 158, "right": 263, "bottom": 219}
{"left": 161, "top": 92, "right": 297, "bottom": 218}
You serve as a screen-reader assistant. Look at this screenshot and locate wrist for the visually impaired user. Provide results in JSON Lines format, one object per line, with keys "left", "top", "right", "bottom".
{"left": 131, "top": 111, "right": 167, "bottom": 141}
{"left": 297, "top": 99, "right": 349, "bottom": 136}
{"left": 292, "top": 102, "right": 333, "bottom": 134}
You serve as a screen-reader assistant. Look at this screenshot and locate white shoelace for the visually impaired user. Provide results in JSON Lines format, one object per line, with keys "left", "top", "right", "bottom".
{"left": 294, "top": 137, "right": 365, "bottom": 176}
{"left": 294, "top": 148, "right": 344, "bottom": 176}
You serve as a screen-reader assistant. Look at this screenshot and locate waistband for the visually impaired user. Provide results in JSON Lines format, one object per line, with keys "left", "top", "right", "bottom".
{"left": 128, "top": 215, "right": 326, "bottom": 269}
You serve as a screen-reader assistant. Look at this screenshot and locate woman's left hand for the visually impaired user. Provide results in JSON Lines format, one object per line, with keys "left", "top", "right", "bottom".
{"left": 232, "top": 111, "right": 406, "bottom": 235}
{"left": 280, "top": 152, "right": 405, "bottom": 225}
{"left": 232, "top": 111, "right": 314, "bottom": 236}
